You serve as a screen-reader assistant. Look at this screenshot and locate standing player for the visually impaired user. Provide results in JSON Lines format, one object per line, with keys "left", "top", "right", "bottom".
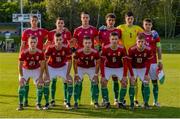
{"left": 73, "top": 12, "right": 99, "bottom": 103}
{"left": 117, "top": 11, "right": 144, "bottom": 106}
{"left": 44, "top": 32, "right": 73, "bottom": 109}
{"left": 20, "top": 15, "right": 49, "bottom": 107}
{"left": 99, "top": 13, "right": 122, "bottom": 106}
{"left": 73, "top": 36, "right": 100, "bottom": 109}
{"left": 48, "top": 17, "right": 72, "bottom": 106}
{"left": 127, "top": 33, "right": 153, "bottom": 110}
{"left": 17, "top": 36, "right": 45, "bottom": 110}
{"left": 142, "top": 18, "right": 163, "bottom": 107}
{"left": 100, "top": 32, "right": 128, "bottom": 109}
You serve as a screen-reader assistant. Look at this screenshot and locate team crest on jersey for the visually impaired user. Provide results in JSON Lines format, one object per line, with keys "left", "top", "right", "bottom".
{"left": 90, "top": 30, "right": 93, "bottom": 35}
{"left": 91, "top": 56, "right": 94, "bottom": 60}
{"left": 64, "top": 34, "right": 67, "bottom": 38}
{"left": 36, "top": 56, "right": 39, "bottom": 60}
{"left": 85, "top": 31, "right": 88, "bottom": 34}
{"left": 34, "top": 33, "right": 37, "bottom": 36}
{"left": 39, "top": 31, "right": 42, "bottom": 36}
{"left": 144, "top": 53, "right": 147, "bottom": 57}
{"left": 103, "top": 32, "right": 106, "bottom": 36}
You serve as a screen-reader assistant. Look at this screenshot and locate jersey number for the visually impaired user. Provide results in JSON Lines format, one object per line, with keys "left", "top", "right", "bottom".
{"left": 112, "top": 57, "right": 116, "bottom": 63}
{"left": 29, "top": 61, "right": 35, "bottom": 66}
{"left": 137, "top": 58, "right": 142, "bottom": 63}
{"left": 56, "top": 57, "right": 61, "bottom": 62}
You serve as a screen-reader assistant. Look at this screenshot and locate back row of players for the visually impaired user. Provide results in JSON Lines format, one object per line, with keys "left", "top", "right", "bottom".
{"left": 17, "top": 11, "right": 163, "bottom": 110}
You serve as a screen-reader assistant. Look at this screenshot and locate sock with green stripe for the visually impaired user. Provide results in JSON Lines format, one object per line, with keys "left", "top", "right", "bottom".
{"left": 119, "top": 87, "right": 127, "bottom": 103}
{"left": 37, "top": 86, "right": 43, "bottom": 104}
{"left": 51, "top": 78, "right": 57, "bottom": 101}
{"left": 101, "top": 87, "right": 109, "bottom": 103}
{"left": 18, "top": 86, "right": 25, "bottom": 104}
{"left": 67, "top": 83, "right": 73, "bottom": 103}
{"left": 44, "top": 84, "right": 49, "bottom": 104}
{"left": 129, "top": 85, "right": 135, "bottom": 107}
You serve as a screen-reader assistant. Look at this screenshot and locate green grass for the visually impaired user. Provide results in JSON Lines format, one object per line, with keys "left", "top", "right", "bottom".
{"left": 0, "top": 53, "right": 180, "bottom": 118}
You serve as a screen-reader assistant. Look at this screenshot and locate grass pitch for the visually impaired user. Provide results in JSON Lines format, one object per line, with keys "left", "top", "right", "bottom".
{"left": 0, "top": 53, "right": 180, "bottom": 118}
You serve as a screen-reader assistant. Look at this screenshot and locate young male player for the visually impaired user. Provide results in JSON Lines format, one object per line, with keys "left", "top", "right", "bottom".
{"left": 100, "top": 32, "right": 127, "bottom": 109}
{"left": 17, "top": 36, "right": 45, "bottom": 110}
{"left": 20, "top": 15, "right": 49, "bottom": 107}
{"left": 99, "top": 13, "right": 122, "bottom": 106}
{"left": 48, "top": 17, "right": 72, "bottom": 106}
{"left": 44, "top": 32, "right": 73, "bottom": 109}
{"left": 142, "top": 18, "right": 163, "bottom": 107}
{"left": 127, "top": 33, "right": 153, "bottom": 110}
{"left": 73, "top": 36, "right": 100, "bottom": 109}
{"left": 117, "top": 11, "right": 144, "bottom": 106}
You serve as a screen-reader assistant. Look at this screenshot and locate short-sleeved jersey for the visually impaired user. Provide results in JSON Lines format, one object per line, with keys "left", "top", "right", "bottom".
{"left": 22, "top": 28, "right": 49, "bottom": 50}
{"left": 143, "top": 30, "right": 160, "bottom": 63}
{"left": 101, "top": 44, "right": 127, "bottom": 68}
{"left": 74, "top": 48, "right": 100, "bottom": 68}
{"left": 45, "top": 45, "right": 72, "bottom": 68}
{"left": 73, "top": 25, "right": 98, "bottom": 48}
{"left": 117, "top": 24, "right": 143, "bottom": 50}
{"left": 48, "top": 29, "right": 72, "bottom": 45}
{"left": 99, "top": 28, "right": 122, "bottom": 47}
{"left": 127, "top": 45, "right": 153, "bottom": 68}
{"left": 19, "top": 49, "right": 45, "bottom": 69}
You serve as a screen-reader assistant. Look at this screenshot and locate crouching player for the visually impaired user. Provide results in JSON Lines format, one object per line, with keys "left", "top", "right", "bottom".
{"left": 17, "top": 36, "right": 45, "bottom": 110}
{"left": 73, "top": 36, "right": 100, "bottom": 109}
{"left": 100, "top": 32, "right": 128, "bottom": 109}
{"left": 44, "top": 33, "right": 73, "bottom": 109}
{"left": 127, "top": 33, "right": 153, "bottom": 110}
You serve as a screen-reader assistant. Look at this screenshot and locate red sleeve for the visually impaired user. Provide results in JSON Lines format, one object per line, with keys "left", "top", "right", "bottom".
{"left": 127, "top": 48, "right": 134, "bottom": 76}
{"left": 94, "top": 28, "right": 99, "bottom": 37}
{"left": 19, "top": 52, "right": 25, "bottom": 61}
{"left": 66, "top": 47, "right": 72, "bottom": 60}
{"left": 100, "top": 48, "right": 106, "bottom": 77}
{"left": 118, "top": 29, "right": 122, "bottom": 39}
{"left": 122, "top": 48, "right": 128, "bottom": 77}
{"left": 73, "top": 28, "right": 78, "bottom": 39}
{"left": 21, "top": 30, "right": 28, "bottom": 42}
{"left": 145, "top": 49, "right": 153, "bottom": 75}
{"left": 42, "top": 29, "right": 49, "bottom": 39}
{"left": 48, "top": 31, "right": 54, "bottom": 42}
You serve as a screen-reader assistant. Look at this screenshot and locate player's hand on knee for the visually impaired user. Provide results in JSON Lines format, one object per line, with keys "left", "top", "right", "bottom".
{"left": 74, "top": 74, "right": 80, "bottom": 83}
{"left": 121, "top": 76, "right": 127, "bottom": 87}
{"left": 101, "top": 77, "right": 107, "bottom": 86}
{"left": 66, "top": 74, "right": 73, "bottom": 84}
{"left": 92, "top": 75, "right": 99, "bottom": 84}
{"left": 144, "top": 75, "right": 150, "bottom": 84}
{"left": 130, "top": 76, "right": 135, "bottom": 86}
{"left": 19, "top": 77, "right": 26, "bottom": 87}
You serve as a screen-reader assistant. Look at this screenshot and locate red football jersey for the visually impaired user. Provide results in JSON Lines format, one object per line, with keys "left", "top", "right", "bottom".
{"left": 99, "top": 28, "right": 122, "bottom": 47}
{"left": 45, "top": 45, "right": 72, "bottom": 68}
{"left": 101, "top": 44, "right": 126, "bottom": 68}
{"left": 21, "top": 28, "right": 49, "bottom": 50}
{"left": 127, "top": 45, "right": 153, "bottom": 68}
{"left": 19, "top": 49, "right": 45, "bottom": 69}
{"left": 48, "top": 29, "right": 72, "bottom": 45}
{"left": 73, "top": 25, "right": 98, "bottom": 48}
{"left": 143, "top": 30, "right": 160, "bottom": 63}
{"left": 74, "top": 48, "right": 100, "bottom": 68}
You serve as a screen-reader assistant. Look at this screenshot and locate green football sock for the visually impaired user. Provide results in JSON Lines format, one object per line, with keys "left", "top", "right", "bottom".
{"left": 63, "top": 83, "right": 68, "bottom": 101}
{"left": 37, "top": 86, "right": 43, "bottom": 104}
{"left": 141, "top": 83, "right": 145, "bottom": 101}
{"left": 113, "top": 80, "right": 119, "bottom": 100}
{"left": 24, "top": 83, "right": 29, "bottom": 102}
{"left": 91, "top": 82, "right": 99, "bottom": 103}
{"left": 74, "top": 82, "right": 80, "bottom": 103}
{"left": 44, "top": 84, "right": 49, "bottom": 104}
{"left": 101, "top": 87, "right": 109, "bottom": 103}
{"left": 143, "top": 83, "right": 150, "bottom": 104}
{"left": 18, "top": 86, "right": 25, "bottom": 104}
{"left": 78, "top": 81, "right": 83, "bottom": 101}
{"left": 67, "top": 84, "right": 73, "bottom": 103}
{"left": 51, "top": 78, "right": 57, "bottom": 101}
{"left": 134, "top": 81, "right": 138, "bottom": 101}
{"left": 119, "top": 87, "right": 127, "bottom": 103}
{"left": 153, "top": 83, "right": 159, "bottom": 103}
{"left": 129, "top": 86, "right": 135, "bottom": 107}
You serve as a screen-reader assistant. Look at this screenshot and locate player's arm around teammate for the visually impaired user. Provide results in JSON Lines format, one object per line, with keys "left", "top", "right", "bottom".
{"left": 73, "top": 36, "right": 100, "bottom": 109}
{"left": 44, "top": 32, "right": 73, "bottom": 109}
{"left": 17, "top": 36, "right": 45, "bottom": 111}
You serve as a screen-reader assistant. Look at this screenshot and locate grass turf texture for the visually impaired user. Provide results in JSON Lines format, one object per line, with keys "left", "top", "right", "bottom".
{"left": 0, "top": 53, "right": 180, "bottom": 118}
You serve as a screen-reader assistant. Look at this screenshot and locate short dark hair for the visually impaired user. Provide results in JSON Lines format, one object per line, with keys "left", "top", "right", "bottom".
{"left": 31, "top": 15, "right": 38, "bottom": 19}
{"left": 143, "top": 18, "right": 152, "bottom": 23}
{"left": 137, "top": 33, "right": 145, "bottom": 40}
{"left": 125, "top": 11, "right": 134, "bottom": 17}
{"left": 56, "top": 17, "right": 64, "bottom": 21}
{"left": 83, "top": 35, "right": 91, "bottom": 40}
{"left": 28, "top": 35, "right": 37, "bottom": 42}
{"left": 110, "top": 32, "right": 119, "bottom": 38}
{"left": 105, "top": 13, "right": 116, "bottom": 19}
{"left": 81, "top": 11, "right": 89, "bottom": 16}
{"left": 55, "top": 32, "right": 62, "bottom": 37}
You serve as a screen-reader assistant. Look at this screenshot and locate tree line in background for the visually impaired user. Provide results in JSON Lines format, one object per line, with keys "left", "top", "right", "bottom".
{"left": 0, "top": 0, "right": 179, "bottom": 39}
